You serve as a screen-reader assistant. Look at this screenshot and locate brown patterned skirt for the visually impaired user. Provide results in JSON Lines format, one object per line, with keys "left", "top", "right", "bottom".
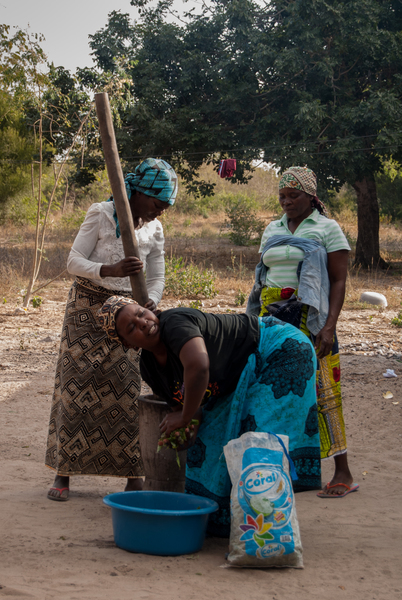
{"left": 45, "top": 278, "right": 143, "bottom": 478}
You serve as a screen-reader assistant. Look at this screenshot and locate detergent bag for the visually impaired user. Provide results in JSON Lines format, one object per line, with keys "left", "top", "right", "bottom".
{"left": 224, "top": 431, "right": 303, "bottom": 568}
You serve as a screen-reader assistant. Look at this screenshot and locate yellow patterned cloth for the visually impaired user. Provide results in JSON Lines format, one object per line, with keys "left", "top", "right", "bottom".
{"left": 260, "top": 287, "right": 347, "bottom": 459}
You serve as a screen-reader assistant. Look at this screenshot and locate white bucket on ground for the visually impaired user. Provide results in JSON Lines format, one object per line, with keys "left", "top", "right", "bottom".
{"left": 359, "top": 291, "right": 388, "bottom": 307}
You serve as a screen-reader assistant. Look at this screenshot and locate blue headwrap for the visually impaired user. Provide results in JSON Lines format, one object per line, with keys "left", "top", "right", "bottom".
{"left": 107, "top": 158, "right": 178, "bottom": 238}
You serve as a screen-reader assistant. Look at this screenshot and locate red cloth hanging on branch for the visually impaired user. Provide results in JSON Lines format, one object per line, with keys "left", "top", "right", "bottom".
{"left": 218, "top": 159, "right": 237, "bottom": 178}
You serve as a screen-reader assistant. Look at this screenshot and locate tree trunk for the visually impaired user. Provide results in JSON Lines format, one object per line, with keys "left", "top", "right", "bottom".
{"left": 352, "top": 177, "right": 387, "bottom": 269}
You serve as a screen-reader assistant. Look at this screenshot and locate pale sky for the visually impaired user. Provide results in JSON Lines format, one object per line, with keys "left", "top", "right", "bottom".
{"left": 1, "top": 0, "right": 197, "bottom": 72}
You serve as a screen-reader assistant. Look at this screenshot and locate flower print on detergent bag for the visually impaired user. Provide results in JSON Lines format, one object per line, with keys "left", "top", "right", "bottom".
{"left": 223, "top": 431, "right": 303, "bottom": 568}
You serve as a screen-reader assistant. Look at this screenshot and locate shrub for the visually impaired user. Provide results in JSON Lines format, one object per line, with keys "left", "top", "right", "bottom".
{"left": 224, "top": 194, "right": 265, "bottom": 246}
{"left": 171, "top": 188, "right": 222, "bottom": 216}
{"left": 2, "top": 195, "right": 38, "bottom": 226}
{"left": 165, "top": 257, "right": 218, "bottom": 299}
{"left": 31, "top": 296, "right": 43, "bottom": 308}
{"left": 376, "top": 161, "right": 402, "bottom": 222}
{"left": 391, "top": 309, "right": 402, "bottom": 328}
{"left": 58, "top": 209, "right": 87, "bottom": 232}
{"left": 262, "top": 195, "right": 282, "bottom": 217}
{"left": 325, "top": 184, "right": 357, "bottom": 220}
{"left": 189, "top": 299, "right": 203, "bottom": 309}
{"left": 235, "top": 290, "right": 247, "bottom": 306}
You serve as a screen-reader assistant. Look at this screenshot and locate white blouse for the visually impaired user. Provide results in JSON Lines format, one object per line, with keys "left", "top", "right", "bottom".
{"left": 67, "top": 202, "right": 165, "bottom": 304}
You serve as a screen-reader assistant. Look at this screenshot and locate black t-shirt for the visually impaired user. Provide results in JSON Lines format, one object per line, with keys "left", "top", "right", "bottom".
{"left": 140, "top": 308, "right": 260, "bottom": 406}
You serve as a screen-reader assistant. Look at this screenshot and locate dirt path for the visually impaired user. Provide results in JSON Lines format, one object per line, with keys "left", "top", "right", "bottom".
{"left": 0, "top": 287, "right": 401, "bottom": 600}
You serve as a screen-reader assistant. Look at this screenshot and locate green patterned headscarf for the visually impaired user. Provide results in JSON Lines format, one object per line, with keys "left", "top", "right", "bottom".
{"left": 125, "top": 158, "right": 178, "bottom": 205}
{"left": 97, "top": 296, "right": 138, "bottom": 344}
{"left": 107, "top": 158, "right": 178, "bottom": 237}
{"left": 279, "top": 166, "right": 317, "bottom": 196}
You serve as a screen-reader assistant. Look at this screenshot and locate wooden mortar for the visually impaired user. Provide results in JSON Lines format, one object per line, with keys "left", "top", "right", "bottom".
{"left": 139, "top": 394, "right": 187, "bottom": 492}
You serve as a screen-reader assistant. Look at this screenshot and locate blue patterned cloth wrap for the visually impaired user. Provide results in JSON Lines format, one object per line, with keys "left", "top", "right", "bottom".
{"left": 185, "top": 316, "right": 321, "bottom": 537}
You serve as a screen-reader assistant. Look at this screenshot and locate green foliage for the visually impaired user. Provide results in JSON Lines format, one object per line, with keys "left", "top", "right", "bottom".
{"left": 392, "top": 304, "right": 402, "bottom": 327}
{"left": 189, "top": 300, "right": 202, "bottom": 310}
{"left": 31, "top": 296, "right": 43, "bottom": 308}
{"left": 0, "top": 24, "right": 47, "bottom": 98}
{"left": 2, "top": 195, "right": 38, "bottom": 226}
{"left": 2, "top": 3, "right": 402, "bottom": 268}
{"left": 391, "top": 314, "right": 402, "bottom": 327}
{"left": 224, "top": 194, "right": 265, "bottom": 246}
{"left": 376, "top": 160, "right": 402, "bottom": 222}
{"left": 0, "top": 26, "right": 50, "bottom": 213}
{"left": 87, "top": 0, "right": 402, "bottom": 266}
{"left": 88, "top": 2, "right": 399, "bottom": 187}
{"left": 326, "top": 185, "right": 357, "bottom": 219}
{"left": 172, "top": 189, "right": 222, "bottom": 217}
{"left": 262, "top": 196, "right": 282, "bottom": 218}
{"left": 165, "top": 256, "right": 218, "bottom": 299}
{"left": 88, "top": 6, "right": 259, "bottom": 194}
{"left": 40, "top": 66, "right": 94, "bottom": 157}
{"left": 235, "top": 290, "right": 247, "bottom": 306}
{"left": 391, "top": 313, "right": 402, "bottom": 327}
{"left": 89, "top": 10, "right": 136, "bottom": 72}
{"left": 72, "top": 170, "right": 112, "bottom": 208}
{"left": 157, "top": 419, "right": 199, "bottom": 468}
{"left": 0, "top": 163, "right": 75, "bottom": 225}
{"left": 0, "top": 90, "right": 34, "bottom": 210}
{"left": 171, "top": 165, "right": 279, "bottom": 218}
{"left": 58, "top": 210, "right": 87, "bottom": 231}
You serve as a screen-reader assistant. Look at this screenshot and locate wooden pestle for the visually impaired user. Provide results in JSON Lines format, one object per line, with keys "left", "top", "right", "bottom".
{"left": 94, "top": 92, "right": 149, "bottom": 306}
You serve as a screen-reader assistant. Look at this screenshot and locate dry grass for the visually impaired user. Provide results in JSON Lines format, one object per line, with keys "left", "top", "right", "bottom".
{"left": 1, "top": 207, "right": 401, "bottom": 314}
{"left": 0, "top": 219, "right": 77, "bottom": 300}
{"left": 345, "top": 266, "right": 402, "bottom": 311}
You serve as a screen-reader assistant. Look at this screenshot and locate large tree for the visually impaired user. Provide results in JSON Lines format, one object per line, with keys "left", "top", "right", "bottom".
{"left": 0, "top": 25, "right": 40, "bottom": 208}
{"left": 89, "top": 1, "right": 402, "bottom": 267}
{"left": 89, "top": 5, "right": 259, "bottom": 194}
{"left": 252, "top": 0, "right": 402, "bottom": 268}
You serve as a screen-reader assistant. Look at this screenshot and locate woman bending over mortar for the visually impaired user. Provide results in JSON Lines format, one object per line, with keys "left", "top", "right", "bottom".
{"left": 97, "top": 296, "right": 321, "bottom": 536}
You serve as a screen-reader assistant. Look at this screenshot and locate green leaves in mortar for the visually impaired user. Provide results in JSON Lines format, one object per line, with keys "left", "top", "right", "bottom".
{"left": 157, "top": 419, "right": 199, "bottom": 467}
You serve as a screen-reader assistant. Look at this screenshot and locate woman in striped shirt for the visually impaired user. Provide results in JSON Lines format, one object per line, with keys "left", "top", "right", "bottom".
{"left": 252, "top": 166, "right": 358, "bottom": 499}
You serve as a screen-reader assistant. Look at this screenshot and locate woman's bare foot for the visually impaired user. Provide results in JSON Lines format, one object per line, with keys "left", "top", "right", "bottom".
{"left": 320, "top": 453, "right": 354, "bottom": 496}
{"left": 124, "top": 478, "right": 144, "bottom": 491}
{"left": 47, "top": 475, "right": 70, "bottom": 501}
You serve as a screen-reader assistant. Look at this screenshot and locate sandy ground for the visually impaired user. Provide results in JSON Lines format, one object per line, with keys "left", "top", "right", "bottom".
{"left": 0, "top": 286, "right": 401, "bottom": 600}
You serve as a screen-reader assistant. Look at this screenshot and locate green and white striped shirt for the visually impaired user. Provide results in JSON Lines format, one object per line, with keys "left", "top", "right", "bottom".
{"left": 259, "top": 209, "right": 350, "bottom": 289}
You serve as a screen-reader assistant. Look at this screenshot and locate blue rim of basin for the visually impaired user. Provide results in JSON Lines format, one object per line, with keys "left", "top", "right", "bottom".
{"left": 103, "top": 491, "right": 218, "bottom": 517}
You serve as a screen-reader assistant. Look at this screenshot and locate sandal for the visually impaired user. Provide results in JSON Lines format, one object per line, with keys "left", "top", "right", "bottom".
{"left": 47, "top": 486, "right": 69, "bottom": 502}
{"left": 317, "top": 482, "right": 359, "bottom": 498}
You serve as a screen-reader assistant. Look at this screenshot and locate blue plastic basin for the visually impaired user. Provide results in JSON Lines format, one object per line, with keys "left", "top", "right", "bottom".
{"left": 103, "top": 491, "right": 218, "bottom": 556}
